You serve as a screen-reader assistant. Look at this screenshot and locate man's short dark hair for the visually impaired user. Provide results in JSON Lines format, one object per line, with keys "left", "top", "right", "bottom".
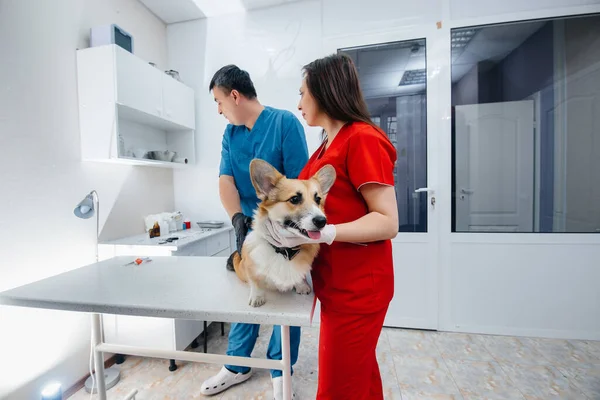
{"left": 209, "top": 65, "right": 257, "bottom": 99}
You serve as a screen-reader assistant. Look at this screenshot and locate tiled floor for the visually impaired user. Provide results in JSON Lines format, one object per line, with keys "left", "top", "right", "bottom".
{"left": 69, "top": 323, "right": 600, "bottom": 400}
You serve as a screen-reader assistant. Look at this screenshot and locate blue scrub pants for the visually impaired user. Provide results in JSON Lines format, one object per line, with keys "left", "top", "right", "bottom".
{"left": 225, "top": 323, "right": 301, "bottom": 378}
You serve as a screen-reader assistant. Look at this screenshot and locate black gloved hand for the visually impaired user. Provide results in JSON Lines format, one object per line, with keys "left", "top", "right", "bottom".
{"left": 232, "top": 212, "right": 252, "bottom": 253}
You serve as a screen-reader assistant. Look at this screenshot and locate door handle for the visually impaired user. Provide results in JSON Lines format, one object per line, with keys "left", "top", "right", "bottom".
{"left": 415, "top": 187, "right": 436, "bottom": 208}
{"left": 460, "top": 188, "right": 474, "bottom": 195}
{"left": 415, "top": 187, "right": 435, "bottom": 195}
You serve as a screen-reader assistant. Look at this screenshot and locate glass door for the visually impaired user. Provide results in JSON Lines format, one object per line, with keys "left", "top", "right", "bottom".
{"left": 333, "top": 30, "right": 441, "bottom": 329}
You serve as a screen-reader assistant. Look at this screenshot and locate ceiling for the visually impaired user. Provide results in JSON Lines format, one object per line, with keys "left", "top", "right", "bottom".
{"left": 451, "top": 21, "right": 546, "bottom": 82}
{"left": 139, "top": 0, "right": 306, "bottom": 23}
{"left": 345, "top": 21, "right": 547, "bottom": 102}
{"left": 342, "top": 40, "right": 427, "bottom": 100}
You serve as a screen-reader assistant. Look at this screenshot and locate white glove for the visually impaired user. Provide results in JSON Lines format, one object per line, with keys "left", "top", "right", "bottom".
{"left": 263, "top": 218, "right": 336, "bottom": 248}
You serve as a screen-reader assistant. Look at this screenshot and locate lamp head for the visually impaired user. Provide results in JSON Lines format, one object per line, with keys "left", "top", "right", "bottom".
{"left": 74, "top": 193, "right": 95, "bottom": 219}
{"left": 41, "top": 381, "right": 62, "bottom": 400}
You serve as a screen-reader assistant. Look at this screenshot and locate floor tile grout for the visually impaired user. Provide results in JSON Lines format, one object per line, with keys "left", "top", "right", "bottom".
{"left": 381, "top": 329, "right": 404, "bottom": 400}
{"left": 473, "top": 335, "right": 529, "bottom": 400}
{"left": 482, "top": 335, "right": 597, "bottom": 400}
{"left": 554, "top": 365, "right": 593, "bottom": 400}
{"left": 431, "top": 333, "right": 466, "bottom": 400}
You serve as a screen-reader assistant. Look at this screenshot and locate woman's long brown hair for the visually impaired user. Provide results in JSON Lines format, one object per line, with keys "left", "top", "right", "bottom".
{"left": 302, "top": 53, "right": 390, "bottom": 143}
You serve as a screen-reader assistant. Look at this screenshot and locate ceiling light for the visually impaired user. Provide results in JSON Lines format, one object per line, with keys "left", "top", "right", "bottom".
{"left": 399, "top": 69, "right": 427, "bottom": 86}
{"left": 451, "top": 28, "right": 478, "bottom": 50}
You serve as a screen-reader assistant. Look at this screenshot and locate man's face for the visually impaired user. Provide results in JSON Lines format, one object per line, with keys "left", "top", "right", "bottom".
{"left": 213, "top": 87, "right": 242, "bottom": 125}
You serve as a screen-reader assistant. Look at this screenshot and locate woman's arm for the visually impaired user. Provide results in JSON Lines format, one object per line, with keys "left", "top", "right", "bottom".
{"left": 260, "top": 183, "right": 398, "bottom": 248}
{"left": 334, "top": 183, "right": 398, "bottom": 243}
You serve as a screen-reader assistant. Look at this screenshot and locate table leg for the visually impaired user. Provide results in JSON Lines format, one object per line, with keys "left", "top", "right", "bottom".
{"left": 203, "top": 321, "right": 208, "bottom": 353}
{"left": 92, "top": 313, "right": 107, "bottom": 400}
{"left": 280, "top": 325, "right": 292, "bottom": 400}
{"left": 169, "top": 359, "right": 178, "bottom": 372}
{"left": 221, "top": 321, "right": 225, "bottom": 336}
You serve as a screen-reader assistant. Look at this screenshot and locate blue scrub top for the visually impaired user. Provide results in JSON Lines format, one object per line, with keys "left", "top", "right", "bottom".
{"left": 219, "top": 106, "right": 309, "bottom": 217}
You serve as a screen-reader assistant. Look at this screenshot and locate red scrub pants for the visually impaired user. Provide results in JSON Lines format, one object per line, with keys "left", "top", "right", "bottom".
{"left": 316, "top": 305, "right": 388, "bottom": 399}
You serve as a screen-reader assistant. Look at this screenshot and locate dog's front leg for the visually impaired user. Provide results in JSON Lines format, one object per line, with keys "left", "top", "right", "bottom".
{"left": 294, "top": 278, "right": 312, "bottom": 295}
{"left": 249, "top": 280, "right": 266, "bottom": 307}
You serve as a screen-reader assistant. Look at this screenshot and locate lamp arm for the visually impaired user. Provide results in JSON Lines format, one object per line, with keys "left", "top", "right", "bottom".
{"left": 90, "top": 190, "right": 99, "bottom": 263}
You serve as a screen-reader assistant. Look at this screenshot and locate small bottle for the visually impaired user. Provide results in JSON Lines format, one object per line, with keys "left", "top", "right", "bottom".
{"left": 159, "top": 220, "right": 169, "bottom": 237}
{"left": 149, "top": 222, "right": 160, "bottom": 238}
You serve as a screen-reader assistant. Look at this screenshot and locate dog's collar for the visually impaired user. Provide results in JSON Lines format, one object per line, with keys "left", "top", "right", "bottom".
{"left": 270, "top": 244, "right": 301, "bottom": 260}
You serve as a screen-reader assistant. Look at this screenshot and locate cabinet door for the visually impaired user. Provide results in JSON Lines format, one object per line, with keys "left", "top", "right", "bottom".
{"left": 115, "top": 47, "right": 163, "bottom": 118}
{"left": 213, "top": 247, "right": 232, "bottom": 257}
{"left": 174, "top": 240, "right": 207, "bottom": 256}
{"left": 174, "top": 319, "right": 204, "bottom": 350}
{"left": 103, "top": 315, "right": 175, "bottom": 350}
{"left": 206, "top": 232, "right": 230, "bottom": 256}
{"left": 162, "top": 74, "right": 195, "bottom": 129}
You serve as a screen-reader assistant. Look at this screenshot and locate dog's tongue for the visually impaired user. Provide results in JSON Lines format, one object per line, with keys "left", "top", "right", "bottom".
{"left": 307, "top": 231, "right": 322, "bottom": 240}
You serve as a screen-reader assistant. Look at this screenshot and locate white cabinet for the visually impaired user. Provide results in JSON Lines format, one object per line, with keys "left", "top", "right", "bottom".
{"left": 162, "top": 73, "right": 195, "bottom": 129}
{"left": 115, "top": 47, "right": 163, "bottom": 119}
{"left": 76, "top": 44, "right": 196, "bottom": 168}
{"left": 99, "top": 228, "right": 235, "bottom": 363}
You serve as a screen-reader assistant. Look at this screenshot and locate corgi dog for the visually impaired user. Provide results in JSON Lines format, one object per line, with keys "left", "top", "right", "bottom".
{"left": 227, "top": 159, "right": 336, "bottom": 307}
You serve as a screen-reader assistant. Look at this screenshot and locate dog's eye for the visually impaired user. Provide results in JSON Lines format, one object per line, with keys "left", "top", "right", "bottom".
{"left": 314, "top": 193, "right": 322, "bottom": 205}
{"left": 289, "top": 195, "right": 301, "bottom": 205}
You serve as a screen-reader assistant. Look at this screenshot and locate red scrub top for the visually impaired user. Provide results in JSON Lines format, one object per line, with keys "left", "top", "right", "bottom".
{"left": 299, "top": 122, "right": 397, "bottom": 314}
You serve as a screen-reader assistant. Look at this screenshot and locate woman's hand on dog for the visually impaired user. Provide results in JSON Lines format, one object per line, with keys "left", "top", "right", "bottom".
{"left": 263, "top": 219, "right": 336, "bottom": 248}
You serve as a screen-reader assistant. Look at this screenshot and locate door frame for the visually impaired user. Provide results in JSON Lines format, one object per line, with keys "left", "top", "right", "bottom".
{"left": 525, "top": 91, "right": 542, "bottom": 232}
{"left": 438, "top": 4, "right": 600, "bottom": 339}
{"left": 323, "top": 24, "right": 444, "bottom": 330}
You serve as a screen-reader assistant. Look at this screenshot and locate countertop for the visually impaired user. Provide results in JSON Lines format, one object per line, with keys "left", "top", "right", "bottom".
{"left": 0, "top": 256, "right": 315, "bottom": 327}
{"left": 99, "top": 226, "right": 233, "bottom": 251}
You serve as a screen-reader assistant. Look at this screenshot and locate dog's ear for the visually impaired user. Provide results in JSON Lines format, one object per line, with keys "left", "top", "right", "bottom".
{"left": 250, "top": 159, "right": 283, "bottom": 200}
{"left": 313, "top": 164, "right": 336, "bottom": 196}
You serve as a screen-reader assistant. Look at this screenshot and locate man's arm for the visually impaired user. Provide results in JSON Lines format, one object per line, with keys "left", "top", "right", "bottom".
{"left": 221, "top": 174, "right": 250, "bottom": 253}
{"left": 219, "top": 126, "right": 251, "bottom": 253}
{"left": 219, "top": 175, "right": 242, "bottom": 220}
{"left": 281, "top": 113, "right": 309, "bottom": 178}
{"left": 219, "top": 126, "right": 243, "bottom": 218}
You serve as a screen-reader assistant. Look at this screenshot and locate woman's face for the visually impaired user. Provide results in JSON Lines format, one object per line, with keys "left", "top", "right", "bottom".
{"left": 298, "top": 77, "right": 322, "bottom": 127}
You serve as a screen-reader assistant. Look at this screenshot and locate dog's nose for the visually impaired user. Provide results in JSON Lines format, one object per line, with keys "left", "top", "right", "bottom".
{"left": 312, "top": 216, "right": 327, "bottom": 229}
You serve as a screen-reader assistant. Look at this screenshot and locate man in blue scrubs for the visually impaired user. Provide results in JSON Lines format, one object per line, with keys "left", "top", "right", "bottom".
{"left": 200, "top": 65, "right": 308, "bottom": 399}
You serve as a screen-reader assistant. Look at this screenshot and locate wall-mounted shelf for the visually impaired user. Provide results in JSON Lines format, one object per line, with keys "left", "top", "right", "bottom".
{"left": 76, "top": 44, "right": 196, "bottom": 168}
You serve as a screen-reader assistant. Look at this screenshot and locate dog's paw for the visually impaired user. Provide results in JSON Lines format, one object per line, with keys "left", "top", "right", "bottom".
{"left": 294, "top": 281, "right": 312, "bottom": 295}
{"left": 249, "top": 295, "right": 266, "bottom": 307}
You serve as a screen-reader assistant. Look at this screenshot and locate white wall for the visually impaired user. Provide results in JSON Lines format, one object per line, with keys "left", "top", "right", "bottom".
{"left": 449, "top": 0, "right": 600, "bottom": 20}
{"left": 167, "top": 1, "right": 324, "bottom": 223}
{"left": 0, "top": 0, "right": 171, "bottom": 398}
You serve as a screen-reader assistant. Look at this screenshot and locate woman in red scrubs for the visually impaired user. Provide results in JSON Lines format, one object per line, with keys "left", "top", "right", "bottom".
{"left": 266, "top": 53, "right": 398, "bottom": 399}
